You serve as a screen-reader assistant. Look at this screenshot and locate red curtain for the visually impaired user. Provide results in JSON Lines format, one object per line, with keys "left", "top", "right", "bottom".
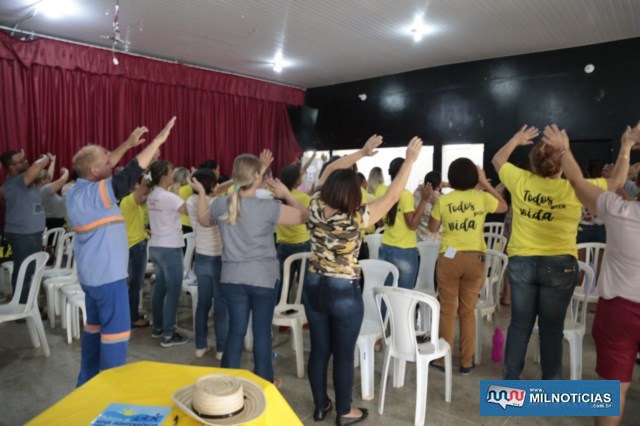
{"left": 0, "top": 31, "right": 304, "bottom": 178}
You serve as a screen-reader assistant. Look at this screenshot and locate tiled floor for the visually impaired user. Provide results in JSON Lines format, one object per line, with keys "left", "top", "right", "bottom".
{"left": 0, "top": 294, "right": 638, "bottom": 426}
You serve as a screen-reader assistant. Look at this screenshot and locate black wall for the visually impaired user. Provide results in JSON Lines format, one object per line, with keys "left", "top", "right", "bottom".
{"left": 302, "top": 37, "right": 640, "bottom": 179}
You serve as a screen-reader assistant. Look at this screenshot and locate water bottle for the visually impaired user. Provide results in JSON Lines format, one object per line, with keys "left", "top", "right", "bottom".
{"left": 491, "top": 327, "right": 505, "bottom": 363}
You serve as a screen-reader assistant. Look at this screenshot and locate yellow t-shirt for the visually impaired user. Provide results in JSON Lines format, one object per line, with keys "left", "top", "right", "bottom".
{"left": 431, "top": 189, "right": 499, "bottom": 253}
{"left": 120, "top": 193, "right": 148, "bottom": 248}
{"left": 179, "top": 185, "right": 193, "bottom": 227}
{"left": 276, "top": 189, "right": 311, "bottom": 244}
{"left": 381, "top": 188, "right": 417, "bottom": 249}
{"left": 374, "top": 183, "right": 388, "bottom": 199}
{"left": 499, "top": 162, "right": 607, "bottom": 257}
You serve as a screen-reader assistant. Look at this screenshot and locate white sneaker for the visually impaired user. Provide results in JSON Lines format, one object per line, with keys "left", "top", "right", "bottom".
{"left": 215, "top": 352, "right": 223, "bottom": 361}
{"left": 195, "top": 347, "right": 212, "bottom": 359}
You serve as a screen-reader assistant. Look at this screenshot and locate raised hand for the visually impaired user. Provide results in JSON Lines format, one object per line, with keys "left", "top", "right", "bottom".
{"left": 602, "top": 163, "right": 614, "bottom": 178}
{"left": 510, "top": 125, "right": 539, "bottom": 146}
{"left": 126, "top": 126, "right": 149, "bottom": 148}
{"left": 419, "top": 182, "right": 433, "bottom": 200}
{"left": 265, "top": 177, "right": 288, "bottom": 199}
{"left": 621, "top": 120, "right": 640, "bottom": 150}
{"left": 405, "top": 136, "right": 423, "bottom": 163}
{"left": 259, "top": 149, "right": 274, "bottom": 172}
{"left": 362, "top": 134, "right": 383, "bottom": 157}
{"left": 153, "top": 116, "right": 177, "bottom": 145}
{"left": 188, "top": 176, "right": 205, "bottom": 194}
{"left": 60, "top": 167, "right": 69, "bottom": 177}
{"left": 541, "top": 124, "right": 570, "bottom": 151}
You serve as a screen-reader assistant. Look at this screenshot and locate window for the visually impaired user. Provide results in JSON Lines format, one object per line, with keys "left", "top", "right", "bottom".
{"left": 333, "top": 146, "right": 434, "bottom": 192}
{"left": 441, "top": 143, "right": 484, "bottom": 193}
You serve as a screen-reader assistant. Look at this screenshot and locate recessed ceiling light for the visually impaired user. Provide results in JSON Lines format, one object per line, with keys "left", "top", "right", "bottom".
{"left": 406, "top": 15, "right": 436, "bottom": 42}
{"left": 36, "top": 0, "right": 79, "bottom": 19}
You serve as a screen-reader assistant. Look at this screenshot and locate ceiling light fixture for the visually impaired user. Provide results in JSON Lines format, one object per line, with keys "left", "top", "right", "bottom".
{"left": 36, "top": 0, "right": 79, "bottom": 20}
{"left": 407, "top": 15, "right": 436, "bottom": 42}
{"left": 272, "top": 52, "right": 285, "bottom": 73}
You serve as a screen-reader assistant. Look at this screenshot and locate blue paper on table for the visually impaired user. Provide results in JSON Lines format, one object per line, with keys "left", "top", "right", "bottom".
{"left": 90, "top": 403, "right": 172, "bottom": 426}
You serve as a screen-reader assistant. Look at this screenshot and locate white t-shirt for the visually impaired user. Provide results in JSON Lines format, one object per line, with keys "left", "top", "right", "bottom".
{"left": 186, "top": 195, "right": 222, "bottom": 256}
{"left": 147, "top": 187, "right": 185, "bottom": 248}
{"left": 596, "top": 191, "right": 640, "bottom": 303}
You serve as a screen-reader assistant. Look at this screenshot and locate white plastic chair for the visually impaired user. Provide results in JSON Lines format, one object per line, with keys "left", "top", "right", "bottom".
{"left": 364, "top": 234, "right": 383, "bottom": 260}
{"left": 60, "top": 283, "right": 84, "bottom": 336}
{"left": 42, "top": 231, "right": 75, "bottom": 279}
{"left": 0, "top": 252, "right": 51, "bottom": 357}
{"left": 533, "top": 261, "right": 594, "bottom": 380}
{"left": 474, "top": 250, "right": 508, "bottom": 365}
{"left": 177, "top": 233, "right": 197, "bottom": 331}
{"left": 415, "top": 241, "right": 440, "bottom": 337}
{"left": 42, "top": 227, "right": 66, "bottom": 251}
{"left": 272, "top": 252, "right": 311, "bottom": 378}
{"left": 43, "top": 264, "right": 78, "bottom": 328}
{"left": 484, "top": 222, "right": 505, "bottom": 236}
{"left": 65, "top": 292, "right": 86, "bottom": 344}
{"left": 355, "top": 259, "right": 399, "bottom": 400}
{"left": 484, "top": 232, "right": 507, "bottom": 253}
{"left": 575, "top": 242, "right": 605, "bottom": 304}
{"left": 374, "top": 287, "right": 452, "bottom": 426}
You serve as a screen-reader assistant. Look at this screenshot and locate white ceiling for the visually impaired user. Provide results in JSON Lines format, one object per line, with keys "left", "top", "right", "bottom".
{"left": 1, "top": 0, "right": 639, "bottom": 89}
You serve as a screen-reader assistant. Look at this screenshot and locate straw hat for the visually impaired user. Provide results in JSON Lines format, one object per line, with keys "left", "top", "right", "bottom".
{"left": 173, "top": 374, "right": 266, "bottom": 426}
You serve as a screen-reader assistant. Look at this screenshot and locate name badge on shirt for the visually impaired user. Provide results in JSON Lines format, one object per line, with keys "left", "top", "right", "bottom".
{"left": 444, "top": 246, "right": 457, "bottom": 259}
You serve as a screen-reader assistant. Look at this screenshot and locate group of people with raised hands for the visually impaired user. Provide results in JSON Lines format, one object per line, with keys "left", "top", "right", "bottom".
{"left": 4, "top": 112, "right": 640, "bottom": 426}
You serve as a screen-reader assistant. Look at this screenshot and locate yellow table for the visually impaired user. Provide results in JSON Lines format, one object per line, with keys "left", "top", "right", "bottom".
{"left": 27, "top": 361, "right": 302, "bottom": 425}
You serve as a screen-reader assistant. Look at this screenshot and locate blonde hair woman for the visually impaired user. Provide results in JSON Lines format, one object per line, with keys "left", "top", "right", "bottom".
{"left": 193, "top": 150, "right": 309, "bottom": 384}
{"left": 367, "top": 166, "right": 385, "bottom": 196}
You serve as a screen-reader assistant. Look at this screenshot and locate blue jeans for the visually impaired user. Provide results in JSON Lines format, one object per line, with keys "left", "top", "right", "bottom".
{"left": 303, "top": 272, "right": 364, "bottom": 416}
{"left": 150, "top": 247, "right": 184, "bottom": 339}
{"left": 276, "top": 241, "right": 311, "bottom": 303}
{"left": 194, "top": 253, "right": 228, "bottom": 352}
{"left": 379, "top": 244, "right": 419, "bottom": 318}
{"left": 221, "top": 282, "right": 277, "bottom": 382}
{"left": 128, "top": 240, "right": 147, "bottom": 323}
{"left": 379, "top": 244, "right": 419, "bottom": 289}
{"left": 503, "top": 255, "right": 578, "bottom": 380}
{"left": 5, "top": 231, "right": 43, "bottom": 304}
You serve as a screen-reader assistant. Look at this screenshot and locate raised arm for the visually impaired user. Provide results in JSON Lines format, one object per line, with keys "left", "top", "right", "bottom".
{"left": 404, "top": 184, "right": 432, "bottom": 230}
{"left": 318, "top": 135, "right": 383, "bottom": 186}
{"left": 110, "top": 117, "right": 176, "bottom": 200}
{"left": 213, "top": 179, "right": 234, "bottom": 196}
{"left": 300, "top": 150, "right": 317, "bottom": 176}
{"left": 23, "top": 153, "right": 52, "bottom": 186}
{"left": 491, "top": 125, "right": 540, "bottom": 172}
{"left": 46, "top": 155, "right": 56, "bottom": 181}
{"left": 605, "top": 122, "right": 640, "bottom": 191}
{"left": 541, "top": 124, "right": 639, "bottom": 213}
{"left": 267, "top": 177, "right": 310, "bottom": 226}
{"left": 259, "top": 149, "right": 274, "bottom": 175}
{"left": 188, "top": 177, "right": 212, "bottom": 227}
{"left": 135, "top": 117, "right": 176, "bottom": 169}
{"left": 109, "top": 126, "right": 149, "bottom": 167}
{"left": 368, "top": 137, "right": 423, "bottom": 224}
{"left": 49, "top": 167, "right": 70, "bottom": 193}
